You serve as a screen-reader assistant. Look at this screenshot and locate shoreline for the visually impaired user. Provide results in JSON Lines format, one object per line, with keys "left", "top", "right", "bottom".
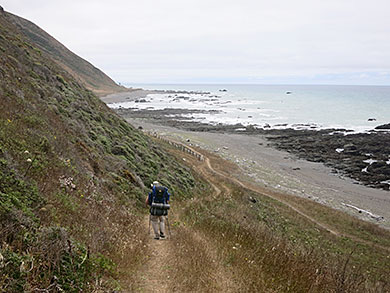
{"left": 105, "top": 86, "right": 390, "bottom": 133}
{"left": 101, "top": 88, "right": 210, "bottom": 104}
{"left": 115, "top": 106, "right": 390, "bottom": 191}
{"left": 101, "top": 90, "right": 390, "bottom": 229}
{"left": 129, "top": 119, "right": 390, "bottom": 229}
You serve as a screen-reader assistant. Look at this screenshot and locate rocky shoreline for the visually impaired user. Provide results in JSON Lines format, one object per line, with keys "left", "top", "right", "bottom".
{"left": 114, "top": 107, "right": 390, "bottom": 192}
{"left": 101, "top": 88, "right": 210, "bottom": 104}
{"left": 264, "top": 129, "right": 390, "bottom": 191}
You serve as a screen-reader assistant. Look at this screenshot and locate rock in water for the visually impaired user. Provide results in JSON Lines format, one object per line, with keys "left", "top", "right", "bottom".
{"left": 375, "top": 123, "right": 390, "bottom": 130}
{"left": 369, "top": 162, "right": 390, "bottom": 175}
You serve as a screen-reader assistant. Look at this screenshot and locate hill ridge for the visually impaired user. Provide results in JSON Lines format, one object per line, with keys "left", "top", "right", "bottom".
{"left": 6, "top": 10, "right": 125, "bottom": 96}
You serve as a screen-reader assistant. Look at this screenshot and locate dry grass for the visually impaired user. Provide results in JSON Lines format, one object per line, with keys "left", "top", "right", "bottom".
{"left": 167, "top": 226, "right": 223, "bottom": 292}
{"left": 181, "top": 186, "right": 389, "bottom": 292}
{"left": 162, "top": 142, "right": 390, "bottom": 292}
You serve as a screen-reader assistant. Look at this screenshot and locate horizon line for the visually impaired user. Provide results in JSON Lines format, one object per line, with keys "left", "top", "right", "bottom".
{"left": 122, "top": 82, "right": 390, "bottom": 87}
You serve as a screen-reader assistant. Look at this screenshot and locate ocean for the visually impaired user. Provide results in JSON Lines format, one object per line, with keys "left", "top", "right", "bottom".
{"left": 114, "top": 84, "right": 390, "bottom": 132}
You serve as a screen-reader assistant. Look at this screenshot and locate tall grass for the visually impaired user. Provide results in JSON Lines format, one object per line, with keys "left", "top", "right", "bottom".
{"left": 166, "top": 146, "right": 390, "bottom": 292}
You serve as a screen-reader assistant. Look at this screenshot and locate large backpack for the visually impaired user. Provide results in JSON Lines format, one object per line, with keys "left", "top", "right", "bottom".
{"left": 150, "top": 186, "right": 169, "bottom": 216}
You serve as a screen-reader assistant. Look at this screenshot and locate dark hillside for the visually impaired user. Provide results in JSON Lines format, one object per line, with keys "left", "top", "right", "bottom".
{"left": 0, "top": 8, "right": 197, "bottom": 291}
{"left": 6, "top": 10, "right": 126, "bottom": 96}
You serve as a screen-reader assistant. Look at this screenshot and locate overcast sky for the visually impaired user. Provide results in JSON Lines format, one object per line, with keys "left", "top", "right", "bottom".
{"left": 2, "top": 0, "right": 390, "bottom": 85}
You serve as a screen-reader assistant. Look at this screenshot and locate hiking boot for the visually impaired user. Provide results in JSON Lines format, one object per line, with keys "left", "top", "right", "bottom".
{"left": 160, "top": 233, "right": 165, "bottom": 239}
{"left": 154, "top": 236, "right": 160, "bottom": 240}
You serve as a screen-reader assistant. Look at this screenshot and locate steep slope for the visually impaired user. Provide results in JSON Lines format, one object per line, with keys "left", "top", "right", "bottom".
{"left": 6, "top": 10, "right": 126, "bottom": 96}
{"left": 0, "top": 8, "right": 198, "bottom": 291}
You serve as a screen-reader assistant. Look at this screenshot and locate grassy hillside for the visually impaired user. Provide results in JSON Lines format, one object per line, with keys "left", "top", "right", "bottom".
{"left": 6, "top": 10, "right": 126, "bottom": 96}
{"left": 0, "top": 9, "right": 199, "bottom": 291}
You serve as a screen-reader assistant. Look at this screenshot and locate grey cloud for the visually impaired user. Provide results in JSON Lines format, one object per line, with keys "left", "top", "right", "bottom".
{"left": 2, "top": 0, "right": 390, "bottom": 84}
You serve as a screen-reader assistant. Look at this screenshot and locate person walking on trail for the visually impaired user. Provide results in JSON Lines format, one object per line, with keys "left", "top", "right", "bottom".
{"left": 146, "top": 181, "right": 170, "bottom": 240}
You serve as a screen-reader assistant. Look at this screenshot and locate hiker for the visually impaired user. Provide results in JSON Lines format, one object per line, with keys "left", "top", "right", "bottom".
{"left": 146, "top": 181, "right": 170, "bottom": 240}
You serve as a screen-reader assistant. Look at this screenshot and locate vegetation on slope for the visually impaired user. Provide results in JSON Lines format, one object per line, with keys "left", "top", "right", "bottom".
{"left": 0, "top": 9, "right": 197, "bottom": 291}
{"left": 6, "top": 10, "right": 126, "bottom": 96}
{"left": 164, "top": 146, "right": 390, "bottom": 292}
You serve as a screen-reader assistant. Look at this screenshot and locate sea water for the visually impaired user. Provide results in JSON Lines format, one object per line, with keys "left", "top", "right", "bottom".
{"left": 114, "top": 84, "right": 390, "bottom": 132}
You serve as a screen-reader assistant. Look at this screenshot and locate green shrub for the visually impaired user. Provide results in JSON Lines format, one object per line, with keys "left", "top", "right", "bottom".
{"left": 0, "top": 159, "right": 41, "bottom": 217}
{"left": 0, "top": 249, "right": 27, "bottom": 291}
{"left": 56, "top": 74, "right": 67, "bottom": 85}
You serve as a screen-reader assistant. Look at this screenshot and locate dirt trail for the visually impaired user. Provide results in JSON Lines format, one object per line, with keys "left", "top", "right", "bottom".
{"left": 134, "top": 215, "right": 173, "bottom": 292}
{"left": 135, "top": 197, "right": 236, "bottom": 292}
{"left": 204, "top": 156, "right": 340, "bottom": 236}
{"left": 134, "top": 146, "right": 238, "bottom": 292}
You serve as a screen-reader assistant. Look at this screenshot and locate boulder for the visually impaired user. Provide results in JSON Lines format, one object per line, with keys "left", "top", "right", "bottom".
{"left": 343, "top": 143, "right": 359, "bottom": 155}
{"left": 343, "top": 143, "right": 357, "bottom": 150}
{"left": 374, "top": 183, "right": 389, "bottom": 191}
{"left": 368, "top": 161, "right": 390, "bottom": 175}
{"left": 135, "top": 99, "right": 148, "bottom": 103}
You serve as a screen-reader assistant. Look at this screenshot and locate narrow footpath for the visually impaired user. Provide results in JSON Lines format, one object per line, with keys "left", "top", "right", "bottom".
{"left": 134, "top": 216, "right": 173, "bottom": 292}
{"left": 133, "top": 145, "right": 238, "bottom": 292}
